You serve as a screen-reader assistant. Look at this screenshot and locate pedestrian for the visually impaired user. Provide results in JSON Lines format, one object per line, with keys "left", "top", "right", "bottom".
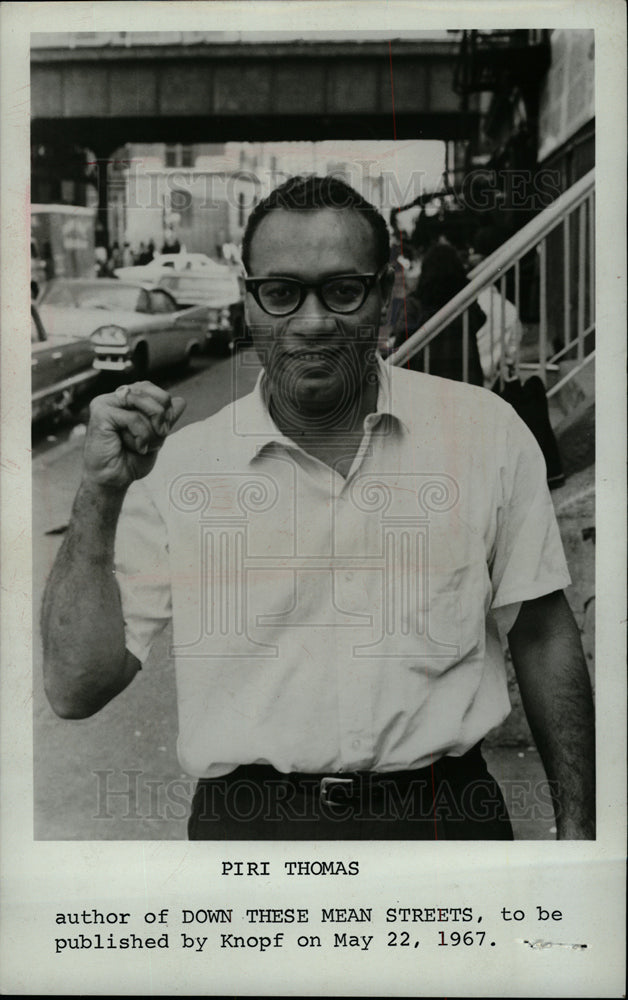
{"left": 121, "top": 242, "right": 134, "bottom": 267}
{"left": 41, "top": 175, "right": 595, "bottom": 841}
{"left": 391, "top": 242, "right": 485, "bottom": 386}
{"left": 468, "top": 226, "right": 519, "bottom": 382}
{"left": 94, "top": 245, "right": 108, "bottom": 278}
{"left": 161, "top": 229, "right": 180, "bottom": 254}
{"left": 111, "top": 242, "right": 123, "bottom": 270}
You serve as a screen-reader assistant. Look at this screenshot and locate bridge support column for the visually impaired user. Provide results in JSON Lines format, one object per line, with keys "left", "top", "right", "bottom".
{"left": 89, "top": 149, "right": 113, "bottom": 248}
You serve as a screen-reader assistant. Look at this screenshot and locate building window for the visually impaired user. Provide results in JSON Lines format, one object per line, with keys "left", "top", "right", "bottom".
{"left": 164, "top": 144, "right": 194, "bottom": 168}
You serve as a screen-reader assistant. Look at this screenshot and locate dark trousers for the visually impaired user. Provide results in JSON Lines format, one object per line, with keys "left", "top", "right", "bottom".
{"left": 188, "top": 743, "right": 514, "bottom": 841}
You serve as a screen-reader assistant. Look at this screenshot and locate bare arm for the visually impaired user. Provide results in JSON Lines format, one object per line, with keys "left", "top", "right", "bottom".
{"left": 508, "top": 590, "right": 595, "bottom": 839}
{"left": 41, "top": 382, "right": 185, "bottom": 719}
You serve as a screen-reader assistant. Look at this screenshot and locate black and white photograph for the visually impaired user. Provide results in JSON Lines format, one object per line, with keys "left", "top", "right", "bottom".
{"left": 1, "top": 1, "right": 625, "bottom": 996}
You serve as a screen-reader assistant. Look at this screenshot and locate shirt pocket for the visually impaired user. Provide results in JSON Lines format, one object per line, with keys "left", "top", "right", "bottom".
{"left": 412, "top": 588, "right": 483, "bottom": 676}
{"left": 351, "top": 582, "right": 483, "bottom": 670}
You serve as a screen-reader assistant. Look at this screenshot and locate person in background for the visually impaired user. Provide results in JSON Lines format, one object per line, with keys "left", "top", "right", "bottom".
{"left": 392, "top": 242, "right": 485, "bottom": 386}
{"left": 121, "top": 242, "right": 135, "bottom": 268}
{"left": 94, "top": 245, "right": 108, "bottom": 278}
{"left": 468, "top": 226, "right": 520, "bottom": 384}
{"left": 111, "top": 242, "right": 123, "bottom": 270}
{"left": 161, "top": 229, "right": 181, "bottom": 254}
{"left": 379, "top": 214, "right": 416, "bottom": 354}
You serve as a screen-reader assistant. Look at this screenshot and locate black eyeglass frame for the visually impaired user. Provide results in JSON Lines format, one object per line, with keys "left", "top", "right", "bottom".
{"left": 243, "top": 267, "right": 388, "bottom": 316}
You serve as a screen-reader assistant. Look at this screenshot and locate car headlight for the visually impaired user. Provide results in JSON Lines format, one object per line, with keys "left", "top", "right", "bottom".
{"left": 90, "top": 325, "right": 129, "bottom": 346}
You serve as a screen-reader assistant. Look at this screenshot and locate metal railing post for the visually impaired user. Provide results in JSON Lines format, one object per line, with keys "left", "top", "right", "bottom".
{"left": 499, "top": 273, "right": 507, "bottom": 385}
{"left": 489, "top": 283, "right": 495, "bottom": 381}
{"left": 578, "top": 202, "right": 586, "bottom": 362}
{"left": 563, "top": 214, "right": 571, "bottom": 348}
{"left": 462, "top": 309, "right": 469, "bottom": 383}
{"left": 514, "top": 259, "right": 521, "bottom": 379}
{"left": 539, "top": 239, "right": 547, "bottom": 385}
{"left": 588, "top": 192, "right": 595, "bottom": 329}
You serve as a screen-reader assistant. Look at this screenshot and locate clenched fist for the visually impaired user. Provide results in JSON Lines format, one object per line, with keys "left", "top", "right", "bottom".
{"left": 82, "top": 382, "right": 186, "bottom": 490}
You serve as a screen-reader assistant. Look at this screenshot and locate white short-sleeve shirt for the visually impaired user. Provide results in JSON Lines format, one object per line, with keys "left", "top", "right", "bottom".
{"left": 114, "top": 360, "right": 570, "bottom": 778}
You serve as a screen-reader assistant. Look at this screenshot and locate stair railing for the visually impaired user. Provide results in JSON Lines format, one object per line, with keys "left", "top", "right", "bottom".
{"left": 386, "top": 168, "right": 595, "bottom": 398}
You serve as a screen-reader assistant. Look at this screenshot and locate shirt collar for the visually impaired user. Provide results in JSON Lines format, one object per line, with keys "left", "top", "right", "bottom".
{"left": 236, "top": 355, "right": 409, "bottom": 463}
{"left": 372, "top": 355, "right": 410, "bottom": 432}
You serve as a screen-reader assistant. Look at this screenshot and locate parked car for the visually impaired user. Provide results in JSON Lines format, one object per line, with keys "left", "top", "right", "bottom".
{"left": 156, "top": 266, "right": 243, "bottom": 353}
{"left": 31, "top": 303, "right": 100, "bottom": 423}
{"left": 113, "top": 251, "right": 223, "bottom": 283}
{"left": 38, "top": 278, "right": 210, "bottom": 377}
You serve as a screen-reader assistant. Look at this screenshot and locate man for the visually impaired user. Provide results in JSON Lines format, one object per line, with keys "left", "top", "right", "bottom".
{"left": 41, "top": 175, "right": 595, "bottom": 841}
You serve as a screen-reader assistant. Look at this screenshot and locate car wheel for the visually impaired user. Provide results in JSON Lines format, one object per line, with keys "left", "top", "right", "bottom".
{"left": 184, "top": 342, "right": 202, "bottom": 371}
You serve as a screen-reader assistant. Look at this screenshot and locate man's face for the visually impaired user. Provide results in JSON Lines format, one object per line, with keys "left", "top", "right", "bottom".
{"left": 245, "top": 207, "right": 392, "bottom": 422}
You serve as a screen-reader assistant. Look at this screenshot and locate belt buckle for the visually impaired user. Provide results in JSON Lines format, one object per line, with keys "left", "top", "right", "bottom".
{"left": 320, "top": 775, "right": 354, "bottom": 807}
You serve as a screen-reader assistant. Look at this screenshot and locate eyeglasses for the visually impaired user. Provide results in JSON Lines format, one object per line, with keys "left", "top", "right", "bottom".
{"left": 244, "top": 269, "right": 386, "bottom": 316}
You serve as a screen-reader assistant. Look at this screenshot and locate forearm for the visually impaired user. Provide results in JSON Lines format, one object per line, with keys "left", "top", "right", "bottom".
{"left": 41, "top": 480, "right": 138, "bottom": 718}
{"left": 508, "top": 592, "right": 596, "bottom": 839}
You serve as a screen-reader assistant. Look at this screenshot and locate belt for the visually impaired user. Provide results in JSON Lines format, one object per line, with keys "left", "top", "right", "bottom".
{"left": 214, "top": 743, "right": 486, "bottom": 809}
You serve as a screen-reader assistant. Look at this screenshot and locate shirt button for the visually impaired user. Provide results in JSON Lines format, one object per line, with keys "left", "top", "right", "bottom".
{"left": 352, "top": 739, "right": 361, "bottom": 750}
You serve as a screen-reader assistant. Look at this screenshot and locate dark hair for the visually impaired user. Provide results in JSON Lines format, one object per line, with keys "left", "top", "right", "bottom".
{"left": 415, "top": 243, "right": 468, "bottom": 310}
{"left": 471, "top": 224, "right": 506, "bottom": 258}
{"left": 241, "top": 174, "right": 390, "bottom": 273}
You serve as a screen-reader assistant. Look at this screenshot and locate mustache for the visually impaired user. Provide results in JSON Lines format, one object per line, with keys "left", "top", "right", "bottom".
{"left": 282, "top": 316, "right": 341, "bottom": 336}
{"left": 248, "top": 316, "right": 342, "bottom": 339}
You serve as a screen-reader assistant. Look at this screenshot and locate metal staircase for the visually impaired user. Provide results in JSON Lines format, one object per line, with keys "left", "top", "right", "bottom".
{"left": 387, "top": 168, "right": 595, "bottom": 403}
